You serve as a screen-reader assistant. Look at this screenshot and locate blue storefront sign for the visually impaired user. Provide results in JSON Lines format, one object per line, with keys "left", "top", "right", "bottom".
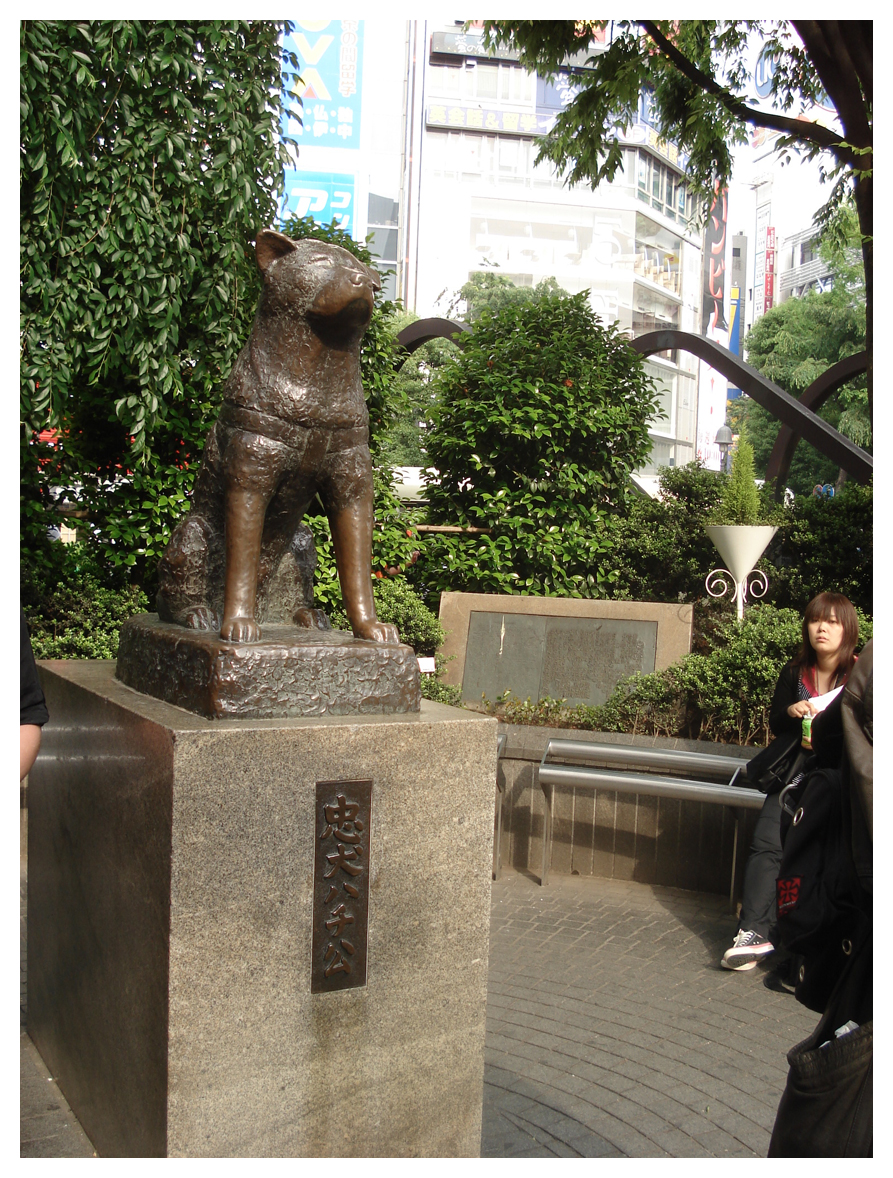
{"left": 281, "top": 171, "right": 355, "bottom": 232}
{"left": 282, "top": 20, "right": 363, "bottom": 149}
{"left": 727, "top": 286, "right": 743, "bottom": 399}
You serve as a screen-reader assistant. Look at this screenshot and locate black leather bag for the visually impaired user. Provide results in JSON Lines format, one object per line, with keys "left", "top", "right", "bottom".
{"left": 776, "top": 766, "right": 872, "bottom": 1013}
{"left": 769, "top": 1019, "right": 872, "bottom": 1156}
{"left": 745, "top": 729, "right": 810, "bottom": 795}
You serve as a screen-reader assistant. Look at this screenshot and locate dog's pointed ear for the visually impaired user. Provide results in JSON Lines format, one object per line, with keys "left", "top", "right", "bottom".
{"left": 255, "top": 229, "right": 297, "bottom": 272}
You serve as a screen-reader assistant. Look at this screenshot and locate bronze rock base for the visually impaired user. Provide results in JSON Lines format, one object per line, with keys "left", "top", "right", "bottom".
{"left": 115, "top": 614, "right": 421, "bottom": 719}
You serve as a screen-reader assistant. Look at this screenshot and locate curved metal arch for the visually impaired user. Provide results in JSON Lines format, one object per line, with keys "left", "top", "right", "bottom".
{"left": 393, "top": 317, "right": 470, "bottom": 370}
{"left": 764, "top": 350, "right": 868, "bottom": 498}
{"left": 629, "top": 331, "right": 872, "bottom": 486}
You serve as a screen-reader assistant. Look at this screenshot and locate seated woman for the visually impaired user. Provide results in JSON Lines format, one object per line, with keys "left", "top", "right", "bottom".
{"left": 722, "top": 592, "right": 859, "bottom": 970}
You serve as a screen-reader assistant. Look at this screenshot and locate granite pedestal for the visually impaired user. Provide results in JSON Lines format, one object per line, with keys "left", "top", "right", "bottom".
{"left": 28, "top": 660, "right": 496, "bottom": 1158}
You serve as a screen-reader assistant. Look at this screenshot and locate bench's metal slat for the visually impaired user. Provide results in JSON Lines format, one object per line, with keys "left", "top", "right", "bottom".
{"left": 542, "top": 738, "right": 750, "bottom": 779}
{"left": 538, "top": 764, "right": 764, "bottom": 809}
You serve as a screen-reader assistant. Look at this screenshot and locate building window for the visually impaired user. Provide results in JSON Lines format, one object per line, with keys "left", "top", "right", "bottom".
{"left": 635, "top": 150, "right": 692, "bottom": 226}
{"left": 633, "top": 212, "right": 682, "bottom": 299}
{"left": 427, "top": 60, "right": 535, "bottom": 106}
{"left": 367, "top": 193, "right": 399, "bottom": 300}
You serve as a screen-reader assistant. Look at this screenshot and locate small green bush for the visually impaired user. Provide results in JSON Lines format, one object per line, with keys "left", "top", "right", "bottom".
{"left": 719, "top": 433, "right": 761, "bottom": 524}
{"left": 769, "top": 481, "right": 872, "bottom": 614}
{"left": 420, "top": 656, "right": 464, "bottom": 707}
{"left": 607, "top": 463, "right": 871, "bottom": 615}
{"left": 607, "top": 461, "right": 726, "bottom": 602}
{"left": 23, "top": 543, "right": 150, "bottom": 659}
{"left": 328, "top": 576, "right": 444, "bottom": 655}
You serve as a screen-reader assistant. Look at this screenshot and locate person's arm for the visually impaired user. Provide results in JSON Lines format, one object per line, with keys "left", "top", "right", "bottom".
{"left": 20, "top": 725, "right": 42, "bottom": 781}
{"left": 21, "top": 611, "right": 49, "bottom": 780}
{"left": 842, "top": 639, "right": 872, "bottom": 839}
{"left": 768, "top": 663, "right": 803, "bottom": 737}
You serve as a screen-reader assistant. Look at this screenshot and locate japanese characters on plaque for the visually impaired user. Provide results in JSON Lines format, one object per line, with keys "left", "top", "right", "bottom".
{"left": 311, "top": 780, "right": 372, "bottom": 993}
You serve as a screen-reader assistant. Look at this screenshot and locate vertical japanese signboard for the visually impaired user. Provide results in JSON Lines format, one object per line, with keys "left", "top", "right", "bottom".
{"left": 311, "top": 780, "right": 372, "bottom": 993}
{"left": 283, "top": 20, "right": 363, "bottom": 147}
{"left": 696, "top": 182, "right": 730, "bottom": 468}
{"left": 753, "top": 202, "right": 771, "bottom": 321}
{"left": 281, "top": 21, "right": 364, "bottom": 233}
{"left": 701, "top": 183, "right": 728, "bottom": 334}
{"left": 764, "top": 226, "right": 776, "bottom": 312}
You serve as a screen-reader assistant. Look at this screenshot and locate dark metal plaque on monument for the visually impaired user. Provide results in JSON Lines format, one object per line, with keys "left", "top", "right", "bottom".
{"left": 311, "top": 780, "right": 372, "bottom": 994}
{"left": 461, "top": 612, "right": 658, "bottom": 707}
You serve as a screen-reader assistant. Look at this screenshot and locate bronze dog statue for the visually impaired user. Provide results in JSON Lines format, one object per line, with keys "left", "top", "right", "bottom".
{"left": 156, "top": 229, "right": 399, "bottom": 646}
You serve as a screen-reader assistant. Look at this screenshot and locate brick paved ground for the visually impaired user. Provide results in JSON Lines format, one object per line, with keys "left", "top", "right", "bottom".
{"left": 21, "top": 803, "right": 816, "bottom": 1159}
{"left": 480, "top": 868, "right": 816, "bottom": 1158}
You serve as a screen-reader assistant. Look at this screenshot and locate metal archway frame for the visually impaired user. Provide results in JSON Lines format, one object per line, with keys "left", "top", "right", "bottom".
{"left": 392, "top": 321, "right": 872, "bottom": 492}
{"left": 764, "top": 350, "right": 868, "bottom": 498}
{"left": 629, "top": 331, "right": 871, "bottom": 487}
{"left": 394, "top": 317, "right": 469, "bottom": 368}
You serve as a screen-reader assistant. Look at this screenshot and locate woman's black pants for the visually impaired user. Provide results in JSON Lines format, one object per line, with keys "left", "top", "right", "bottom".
{"left": 739, "top": 791, "right": 784, "bottom": 940}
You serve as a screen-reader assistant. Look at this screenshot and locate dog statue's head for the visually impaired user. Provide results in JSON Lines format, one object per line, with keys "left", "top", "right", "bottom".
{"left": 254, "top": 229, "right": 381, "bottom": 341}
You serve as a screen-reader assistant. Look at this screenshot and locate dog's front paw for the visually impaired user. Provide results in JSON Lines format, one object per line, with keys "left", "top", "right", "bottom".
{"left": 220, "top": 615, "right": 262, "bottom": 643}
{"left": 353, "top": 620, "right": 400, "bottom": 644}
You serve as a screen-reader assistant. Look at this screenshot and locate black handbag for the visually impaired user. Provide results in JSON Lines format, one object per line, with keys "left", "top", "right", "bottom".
{"left": 769, "top": 932, "right": 873, "bottom": 1158}
{"left": 775, "top": 765, "right": 872, "bottom": 1014}
{"left": 768, "top": 1019, "right": 872, "bottom": 1156}
{"left": 745, "top": 729, "right": 811, "bottom": 795}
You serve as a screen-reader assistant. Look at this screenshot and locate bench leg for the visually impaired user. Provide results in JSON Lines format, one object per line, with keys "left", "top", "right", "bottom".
{"left": 493, "top": 781, "right": 504, "bottom": 881}
{"left": 729, "top": 806, "right": 749, "bottom": 913}
{"left": 540, "top": 781, "right": 553, "bottom": 886}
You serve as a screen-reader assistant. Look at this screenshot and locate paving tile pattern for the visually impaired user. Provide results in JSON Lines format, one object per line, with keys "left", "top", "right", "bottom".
{"left": 480, "top": 869, "right": 816, "bottom": 1158}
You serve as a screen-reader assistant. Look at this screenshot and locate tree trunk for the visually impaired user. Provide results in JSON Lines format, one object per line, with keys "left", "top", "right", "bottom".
{"left": 853, "top": 170, "right": 873, "bottom": 430}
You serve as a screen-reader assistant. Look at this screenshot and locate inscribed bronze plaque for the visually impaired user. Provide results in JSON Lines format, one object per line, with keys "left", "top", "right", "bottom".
{"left": 461, "top": 612, "right": 658, "bottom": 708}
{"left": 311, "top": 779, "right": 372, "bottom": 993}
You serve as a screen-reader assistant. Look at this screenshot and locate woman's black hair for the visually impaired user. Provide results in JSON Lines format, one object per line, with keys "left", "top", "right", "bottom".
{"left": 795, "top": 591, "right": 859, "bottom": 676}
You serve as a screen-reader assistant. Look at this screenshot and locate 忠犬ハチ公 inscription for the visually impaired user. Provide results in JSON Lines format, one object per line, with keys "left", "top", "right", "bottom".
{"left": 311, "top": 780, "right": 372, "bottom": 993}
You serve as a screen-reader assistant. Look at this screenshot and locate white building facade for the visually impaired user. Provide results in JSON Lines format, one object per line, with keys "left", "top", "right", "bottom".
{"left": 401, "top": 21, "right": 705, "bottom": 478}
{"left": 280, "top": 19, "right": 713, "bottom": 480}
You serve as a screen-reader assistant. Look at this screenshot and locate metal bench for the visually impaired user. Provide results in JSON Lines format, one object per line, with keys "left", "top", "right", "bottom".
{"left": 537, "top": 739, "right": 763, "bottom": 907}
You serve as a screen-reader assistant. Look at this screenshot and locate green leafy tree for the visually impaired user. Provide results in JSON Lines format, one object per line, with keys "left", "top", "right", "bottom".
{"left": 376, "top": 312, "right": 460, "bottom": 468}
{"left": 447, "top": 271, "right": 566, "bottom": 321}
{"left": 733, "top": 203, "right": 869, "bottom": 496}
{"left": 21, "top": 19, "right": 301, "bottom": 585}
{"left": 415, "top": 291, "right": 660, "bottom": 598}
{"left": 480, "top": 20, "right": 873, "bottom": 414}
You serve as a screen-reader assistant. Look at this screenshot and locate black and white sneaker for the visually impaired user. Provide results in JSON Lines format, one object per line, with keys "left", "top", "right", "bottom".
{"left": 721, "top": 929, "right": 774, "bottom": 971}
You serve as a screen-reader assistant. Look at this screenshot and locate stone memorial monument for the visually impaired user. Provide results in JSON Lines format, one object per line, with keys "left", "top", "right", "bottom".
{"left": 28, "top": 230, "right": 495, "bottom": 1157}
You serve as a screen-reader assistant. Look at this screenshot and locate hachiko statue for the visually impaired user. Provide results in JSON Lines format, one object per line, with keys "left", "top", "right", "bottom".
{"left": 156, "top": 229, "right": 399, "bottom": 646}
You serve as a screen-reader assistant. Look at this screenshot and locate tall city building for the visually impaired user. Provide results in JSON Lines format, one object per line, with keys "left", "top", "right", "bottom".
{"left": 401, "top": 20, "right": 706, "bottom": 481}
{"left": 281, "top": 19, "right": 720, "bottom": 483}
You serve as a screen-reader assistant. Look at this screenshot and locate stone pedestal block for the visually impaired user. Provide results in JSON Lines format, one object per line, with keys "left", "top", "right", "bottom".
{"left": 116, "top": 614, "right": 421, "bottom": 719}
{"left": 28, "top": 660, "right": 496, "bottom": 1158}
